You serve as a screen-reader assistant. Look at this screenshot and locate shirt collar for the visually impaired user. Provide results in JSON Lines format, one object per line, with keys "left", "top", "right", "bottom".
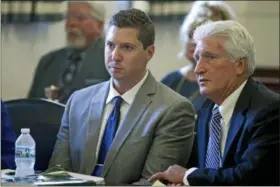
{"left": 106, "top": 70, "right": 149, "bottom": 105}
{"left": 215, "top": 80, "right": 247, "bottom": 125}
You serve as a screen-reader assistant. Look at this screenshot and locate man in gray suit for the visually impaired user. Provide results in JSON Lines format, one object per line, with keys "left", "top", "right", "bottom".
{"left": 49, "top": 8, "right": 195, "bottom": 185}
{"left": 28, "top": 1, "right": 110, "bottom": 104}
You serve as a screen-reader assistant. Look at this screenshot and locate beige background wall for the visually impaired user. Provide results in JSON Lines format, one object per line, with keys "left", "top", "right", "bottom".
{"left": 1, "top": 1, "right": 279, "bottom": 100}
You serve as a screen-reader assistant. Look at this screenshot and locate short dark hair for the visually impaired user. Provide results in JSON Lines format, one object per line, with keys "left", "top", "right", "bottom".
{"left": 108, "top": 8, "right": 155, "bottom": 49}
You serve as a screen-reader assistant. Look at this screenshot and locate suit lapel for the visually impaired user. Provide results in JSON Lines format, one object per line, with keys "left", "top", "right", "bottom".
{"left": 198, "top": 101, "right": 214, "bottom": 168}
{"left": 222, "top": 78, "right": 255, "bottom": 163}
{"left": 102, "top": 72, "right": 155, "bottom": 176}
{"left": 82, "top": 82, "right": 109, "bottom": 174}
{"left": 51, "top": 49, "right": 68, "bottom": 86}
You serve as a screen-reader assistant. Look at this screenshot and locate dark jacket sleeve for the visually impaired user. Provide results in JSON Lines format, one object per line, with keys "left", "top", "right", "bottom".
{"left": 27, "top": 53, "right": 53, "bottom": 98}
{"left": 186, "top": 134, "right": 198, "bottom": 169}
{"left": 1, "top": 100, "right": 17, "bottom": 169}
{"left": 187, "top": 102, "right": 280, "bottom": 186}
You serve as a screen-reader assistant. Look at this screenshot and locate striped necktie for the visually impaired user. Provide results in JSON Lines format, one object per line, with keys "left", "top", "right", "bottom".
{"left": 205, "top": 106, "right": 222, "bottom": 169}
{"left": 58, "top": 51, "right": 82, "bottom": 101}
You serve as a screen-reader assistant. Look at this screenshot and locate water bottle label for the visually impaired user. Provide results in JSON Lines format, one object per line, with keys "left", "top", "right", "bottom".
{"left": 15, "top": 147, "right": 35, "bottom": 158}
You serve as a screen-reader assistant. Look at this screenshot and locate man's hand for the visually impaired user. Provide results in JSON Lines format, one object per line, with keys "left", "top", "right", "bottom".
{"left": 45, "top": 85, "right": 60, "bottom": 101}
{"left": 148, "top": 165, "right": 187, "bottom": 185}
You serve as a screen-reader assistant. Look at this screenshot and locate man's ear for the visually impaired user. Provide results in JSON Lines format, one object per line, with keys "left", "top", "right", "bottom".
{"left": 235, "top": 57, "right": 247, "bottom": 76}
{"left": 146, "top": 45, "right": 155, "bottom": 62}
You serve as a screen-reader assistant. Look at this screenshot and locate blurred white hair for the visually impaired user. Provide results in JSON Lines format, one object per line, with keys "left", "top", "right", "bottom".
{"left": 178, "top": 1, "right": 236, "bottom": 59}
{"left": 188, "top": 1, "right": 236, "bottom": 21}
{"left": 64, "top": 1, "right": 106, "bottom": 21}
{"left": 193, "top": 20, "right": 256, "bottom": 76}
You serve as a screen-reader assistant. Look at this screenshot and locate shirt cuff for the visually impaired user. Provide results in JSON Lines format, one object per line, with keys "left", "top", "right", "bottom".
{"left": 183, "top": 167, "right": 198, "bottom": 185}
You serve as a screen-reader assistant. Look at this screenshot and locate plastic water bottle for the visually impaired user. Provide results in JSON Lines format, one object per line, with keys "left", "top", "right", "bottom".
{"left": 14, "top": 128, "right": 36, "bottom": 179}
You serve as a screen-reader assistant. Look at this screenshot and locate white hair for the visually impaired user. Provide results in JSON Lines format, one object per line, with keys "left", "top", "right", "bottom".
{"left": 188, "top": 1, "right": 236, "bottom": 21}
{"left": 178, "top": 1, "right": 236, "bottom": 59}
{"left": 193, "top": 20, "right": 256, "bottom": 75}
{"left": 65, "top": 1, "right": 106, "bottom": 21}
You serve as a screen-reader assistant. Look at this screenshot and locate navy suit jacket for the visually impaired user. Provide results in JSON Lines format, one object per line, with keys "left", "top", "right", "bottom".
{"left": 187, "top": 78, "right": 280, "bottom": 185}
{"left": 1, "top": 100, "right": 16, "bottom": 169}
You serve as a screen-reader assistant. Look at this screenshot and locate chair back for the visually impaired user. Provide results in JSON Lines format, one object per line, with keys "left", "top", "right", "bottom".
{"left": 5, "top": 98, "right": 65, "bottom": 171}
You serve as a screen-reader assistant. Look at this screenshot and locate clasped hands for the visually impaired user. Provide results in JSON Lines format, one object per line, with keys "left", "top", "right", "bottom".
{"left": 148, "top": 165, "right": 188, "bottom": 186}
{"left": 44, "top": 85, "right": 60, "bottom": 101}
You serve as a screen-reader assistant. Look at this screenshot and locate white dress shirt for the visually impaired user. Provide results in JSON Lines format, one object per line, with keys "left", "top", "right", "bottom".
{"left": 183, "top": 80, "right": 247, "bottom": 185}
{"left": 95, "top": 71, "right": 149, "bottom": 161}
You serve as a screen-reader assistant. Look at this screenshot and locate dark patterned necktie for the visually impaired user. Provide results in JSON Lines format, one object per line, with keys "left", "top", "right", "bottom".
{"left": 205, "top": 106, "right": 222, "bottom": 169}
{"left": 58, "top": 51, "right": 82, "bottom": 101}
{"left": 92, "top": 96, "right": 123, "bottom": 176}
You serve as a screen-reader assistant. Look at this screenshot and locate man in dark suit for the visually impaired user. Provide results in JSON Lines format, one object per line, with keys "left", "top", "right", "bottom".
{"left": 149, "top": 20, "right": 280, "bottom": 185}
{"left": 49, "top": 8, "right": 196, "bottom": 185}
{"left": 28, "top": 1, "right": 110, "bottom": 104}
{"left": 1, "top": 99, "right": 16, "bottom": 169}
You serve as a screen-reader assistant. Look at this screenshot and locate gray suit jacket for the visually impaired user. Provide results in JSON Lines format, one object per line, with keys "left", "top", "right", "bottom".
{"left": 28, "top": 36, "right": 110, "bottom": 104}
{"left": 49, "top": 72, "right": 195, "bottom": 185}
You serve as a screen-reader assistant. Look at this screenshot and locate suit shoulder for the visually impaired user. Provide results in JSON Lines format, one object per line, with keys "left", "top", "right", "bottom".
{"left": 72, "top": 81, "right": 109, "bottom": 98}
{"left": 248, "top": 95, "right": 279, "bottom": 132}
{"left": 251, "top": 82, "right": 279, "bottom": 106}
{"left": 239, "top": 81, "right": 279, "bottom": 126}
{"left": 40, "top": 47, "right": 67, "bottom": 61}
{"left": 36, "top": 47, "right": 67, "bottom": 68}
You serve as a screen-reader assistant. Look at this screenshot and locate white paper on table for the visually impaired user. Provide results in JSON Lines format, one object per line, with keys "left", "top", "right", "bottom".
{"left": 1, "top": 169, "right": 14, "bottom": 180}
{"left": 1, "top": 169, "right": 104, "bottom": 185}
{"left": 67, "top": 171, "right": 104, "bottom": 185}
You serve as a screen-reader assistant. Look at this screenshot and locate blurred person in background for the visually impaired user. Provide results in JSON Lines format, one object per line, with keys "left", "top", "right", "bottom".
{"left": 28, "top": 1, "right": 110, "bottom": 104}
{"left": 1, "top": 99, "right": 16, "bottom": 169}
{"left": 161, "top": 1, "right": 236, "bottom": 112}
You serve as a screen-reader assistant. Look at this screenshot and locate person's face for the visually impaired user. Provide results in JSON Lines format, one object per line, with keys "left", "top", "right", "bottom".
{"left": 65, "top": 2, "right": 103, "bottom": 49}
{"left": 185, "top": 37, "right": 196, "bottom": 64}
{"left": 193, "top": 36, "right": 245, "bottom": 99}
{"left": 184, "top": 27, "right": 198, "bottom": 65}
{"left": 105, "top": 26, "right": 154, "bottom": 82}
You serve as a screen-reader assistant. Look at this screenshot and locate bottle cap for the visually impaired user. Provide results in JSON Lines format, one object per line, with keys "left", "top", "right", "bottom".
{"left": 21, "top": 128, "right": 30, "bottom": 133}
